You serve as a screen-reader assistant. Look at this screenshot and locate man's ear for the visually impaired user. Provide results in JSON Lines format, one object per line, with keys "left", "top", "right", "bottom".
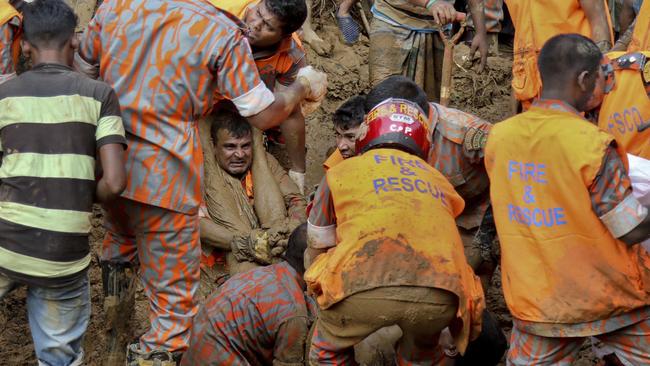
{"left": 577, "top": 70, "right": 590, "bottom": 92}
{"left": 70, "top": 33, "right": 80, "bottom": 50}
{"left": 20, "top": 39, "right": 31, "bottom": 58}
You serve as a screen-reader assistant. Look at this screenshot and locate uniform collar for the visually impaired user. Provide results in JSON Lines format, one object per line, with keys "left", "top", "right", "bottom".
{"left": 532, "top": 99, "right": 581, "bottom": 116}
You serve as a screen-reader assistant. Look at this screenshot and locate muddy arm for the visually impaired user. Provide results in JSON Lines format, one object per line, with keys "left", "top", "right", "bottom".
{"left": 580, "top": 0, "right": 613, "bottom": 49}
{"left": 199, "top": 217, "right": 234, "bottom": 251}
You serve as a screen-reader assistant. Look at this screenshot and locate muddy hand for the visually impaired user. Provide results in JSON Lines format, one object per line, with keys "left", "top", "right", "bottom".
{"left": 230, "top": 229, "right": 273, "bottom": 265}
{"left": 469, "top": 32, "right": 488, "bottom": 73}
{"left": 297, "top": 66, "right": 328, "bottom": 102}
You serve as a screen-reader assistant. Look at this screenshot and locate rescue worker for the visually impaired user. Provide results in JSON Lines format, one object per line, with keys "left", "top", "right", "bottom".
{"left": 305, "top": 97, "right": 485, "bottom": 364}
{"left": 0, "top": 0, "right": 20, "bottom": 84}
{"left": 199, "top": 108, "right": 306, "bottom": 295}
{"left": 74, "top": 0, "right": 327, "bottom": 363}
{"left": 486, "top": 33, "right": 650, "bottom": 365}
{"left": 598, "top": 0, "right": 650, "bottom": 158}
{"left": 183, "top": 224, "right": 314, "bottom": 366}
{"left": 506, "top": 0, "right": 614, "bottom": 108}
{"left": 322, "top": 95, "right": 366, "bottom": 170}
{"left": 217, "top": 0, "right": 310, "bottom": 191}
{"left": 369, "top": 0, "right": 488, "bottom": 102}
{"left": 364, "top": 75, "right": 497, "bottom": 291}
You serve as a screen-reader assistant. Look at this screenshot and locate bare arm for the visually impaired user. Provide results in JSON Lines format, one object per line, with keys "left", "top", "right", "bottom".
{"left": 619, "top": 0, "right": 637, "bottom": 34}
{"left": 199, "top": 217, "right": 235, "bottom": 250}
{"left": 468, "top": 0, "right": 488, "bottom": 72}
{"left": 96, "top": 144, "right": 126, "bottom": 203}
{"left": 246, "top": 80, "right": 308, "bottom": 131}
{"left": 580, "top": 0, "right": 613, "bottom": 50}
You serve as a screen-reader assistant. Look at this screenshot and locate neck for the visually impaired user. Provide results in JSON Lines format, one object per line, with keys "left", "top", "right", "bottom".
{"left": 32, "top": 49, "right": 70, "bottom": 67}
{"left": 539, "top": 88, "right": 579, "bottom": 110}
{"left": 251, "top": 39, "right": 282, "bottom": 53}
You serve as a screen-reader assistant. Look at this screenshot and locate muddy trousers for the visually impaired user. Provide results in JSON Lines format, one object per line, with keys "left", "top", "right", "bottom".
{"left": 0, "top": 273, "right": 89, "bottom": 366}
{"left": 507, "top": 317, "right": 650, "bottom": 366}
{"left": 102, "top": 197, "right": 200, "bottom": 353}
{"left": 309, "top": 286, "right": 458, "bottom": 366}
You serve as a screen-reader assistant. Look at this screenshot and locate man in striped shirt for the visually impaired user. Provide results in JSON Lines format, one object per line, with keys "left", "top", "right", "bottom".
{"left": 0, "top": 1, "right": 126, "bottom": 365}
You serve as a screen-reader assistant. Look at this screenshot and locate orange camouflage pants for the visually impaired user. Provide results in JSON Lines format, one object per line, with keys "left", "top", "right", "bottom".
{"left": 507, "top": 318, "right": 650, "bottom": 365}
{"left": 102, "top": 197, "right": 200, "bottom": 353}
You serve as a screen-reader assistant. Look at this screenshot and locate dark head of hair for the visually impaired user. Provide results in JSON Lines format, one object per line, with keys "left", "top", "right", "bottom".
{"left": 365, "top": 75, "right": 430, "bottom": 115}
{"left": 538, "top": 33, "right": 602, "bottom": 92}
{"left": 22, "top": 0, "right": 78, "bottom": 49}
{"left": 332, "top": 95, "right": 366, "bottom": 130}
{"left": 265, "top": 0, "right": 308, "bottom": 36}
{"left": 283, "top": 223, "right": 307, "bottom": 274}
{"left": 210, "top": 106, "right": 252, "bottom": 144}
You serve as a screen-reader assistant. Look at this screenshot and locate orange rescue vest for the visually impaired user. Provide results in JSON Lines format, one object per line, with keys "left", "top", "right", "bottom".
{"left": 305, "top": 148, "right": 484, "bottom": 351}
{"left": 628, "top": 0, "right": 650, "bottom": 52}
{"left": 0, "top": 1, "right": 20, "bottom": 69}
{"left": 323, "top": 149, "right": 344, "bottom": 171}
{"left": 486, "top": 106, "right": 649, "bottom": 324}
{"left": 506, "top": 0, "right": 613, "bottom": 103}
{"left": 598, "top": 51, "right": 650, "bottom": 158}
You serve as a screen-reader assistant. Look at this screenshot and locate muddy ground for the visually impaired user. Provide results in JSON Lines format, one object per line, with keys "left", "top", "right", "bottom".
{"left": 0, "top": 11, "right": 600, "bottom": 366}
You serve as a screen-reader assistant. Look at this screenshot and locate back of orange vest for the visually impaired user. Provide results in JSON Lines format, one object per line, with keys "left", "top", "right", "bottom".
{"left": 506, "top": 0, "right": 613, "bottom": 102}
{"left": 305, "top": 148, "right": 484, "bottom": 352}
{"left": 486, "top": 107, "right": 649, "bottom": 324}
{"left": 598, "top": 51, "right": 650, "bottom": 158}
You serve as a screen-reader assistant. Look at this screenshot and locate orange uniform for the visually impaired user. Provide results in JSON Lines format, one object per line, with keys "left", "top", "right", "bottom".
{"left": 306, "top": 148, "right": 484, "bottom": 352}
{"left": 214, "top": 0, "right": 306, "bottom": 90}
{"left": 0, "top": 1, "right": 20, "bottom": 82}
{"left": 506, "top": 0, "right": 614, "bottom": 104}
{"left": 322, "top": 149, "right": 344, "bottom": 171}
{"left": 598, "top": 50, "right": 650, "bottom": 158}
{"left": 486, "top": 101, "right": 650, "bottom": 364}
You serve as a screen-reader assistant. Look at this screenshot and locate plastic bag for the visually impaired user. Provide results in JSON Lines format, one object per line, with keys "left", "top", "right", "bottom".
{"left": 628, "top": 154, "right": 650, "bottom": 251}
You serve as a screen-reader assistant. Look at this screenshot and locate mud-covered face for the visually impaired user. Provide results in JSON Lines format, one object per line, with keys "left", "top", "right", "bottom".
{"left": 214, "top": 129, "right": 253, "bottom": 177}
{"left": 334, "top": 125, "right": 360, "bottom": 159}
{"left": 244, "top": 0, "right": 284, "bottom": 48}
{"left": 583, "top": 66, "right": 606, "bottom": 112}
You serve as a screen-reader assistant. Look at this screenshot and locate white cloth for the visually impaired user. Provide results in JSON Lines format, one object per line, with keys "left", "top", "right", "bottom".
{"left": 628, "top": 153, "right": 650, "bottom": 251}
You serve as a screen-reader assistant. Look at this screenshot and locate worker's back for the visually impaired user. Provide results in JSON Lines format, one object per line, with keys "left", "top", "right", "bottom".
{"left": 306, "top": 147, "right": 484, "bottom": 349}
{"left": 505, "top": 0, "right": 613, "bottom": 101}
{"left": 78, "top": 0, "right": 265, "bottom": 212}
{"left": 183, "top": 262, "right": 314, "bottom": 365}
{"left": 486, "top": 105, "right": 650, "bottom": 324}
{"left": 598, "top": 50, "right": 650, "bottom": 159}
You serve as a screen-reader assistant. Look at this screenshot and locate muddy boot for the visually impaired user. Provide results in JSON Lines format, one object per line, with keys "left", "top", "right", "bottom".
{"left": 101, "top": 261, "right": 137, "bottom": 366}
{"left": 126, "top": 343, "right": 179, "bottom": 366}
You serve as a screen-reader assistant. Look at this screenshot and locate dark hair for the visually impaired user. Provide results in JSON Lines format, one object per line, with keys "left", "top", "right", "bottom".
{"left": 283, "top": 223, "right": 307, "bottom": 274}
{"left": 365, "top": 75, "right": 430, "bottom": 115}
{"left": 210, "top": 107, "right": 252, "bottom": 144}
{"left": 22, "top": 0, "right": 78, "bottom": 49}
{"left": 332, "top": 95, "right": 366, "bottom": 130}
{"left": 265, "top": 0, "right": 308, "bottom": 35}
{"left": 538, "top": 34, "right": 601, "bottom": 91}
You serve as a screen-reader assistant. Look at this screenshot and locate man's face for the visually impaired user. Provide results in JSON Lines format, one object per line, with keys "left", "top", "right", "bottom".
{"left": 244, "top": 0, "right": 285, "bottom": 48}
{"left": 214, "top": 129, "right": 253, "bottom": 177}
{"left": 583, "top": 66, "right": 606, "bottom": 112}
{"left": 334, "top": 125, "right": 360, "bottom": 159}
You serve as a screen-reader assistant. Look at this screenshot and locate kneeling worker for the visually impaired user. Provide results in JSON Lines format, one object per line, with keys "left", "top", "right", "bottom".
{"left": 199, "top": 108, "right": 307, "bottom": 295}
{"left": 183, "top": 224, "right": 314, "bottom": 366}
{"left": 305, "top": 98, "right": 485, "bottom": 364}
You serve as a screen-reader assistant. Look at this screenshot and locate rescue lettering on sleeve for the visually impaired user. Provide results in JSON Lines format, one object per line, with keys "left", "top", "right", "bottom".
{"left": 371, "top": 154, "right": 448, "bottom": 206}
{"left": 506, "top": 161, "right": 568, "bottom": 227}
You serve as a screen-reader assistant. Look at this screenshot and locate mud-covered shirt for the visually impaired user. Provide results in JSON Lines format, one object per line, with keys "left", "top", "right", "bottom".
{"left": 182, "top": 262, "right": 315, "bottom": 366}
{"left": 0, "top": 63, "right": 126, "bottom": 287}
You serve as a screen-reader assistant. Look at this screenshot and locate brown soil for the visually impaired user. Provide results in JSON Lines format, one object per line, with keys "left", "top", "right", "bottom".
{"left": 0, "top": 10, "right": 599, "bottom": 366}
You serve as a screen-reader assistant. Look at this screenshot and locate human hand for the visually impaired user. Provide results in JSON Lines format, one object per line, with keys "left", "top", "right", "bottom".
{"left": 297, "top": 66, "right": 328, "bottom": 102}
{"left": 469, "top": 32, "right": 488, "bottom": 72}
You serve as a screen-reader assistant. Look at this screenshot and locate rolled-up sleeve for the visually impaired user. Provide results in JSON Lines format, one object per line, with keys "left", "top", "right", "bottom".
{"left": 591, "top": 146, "right": 648, "bottom": 238}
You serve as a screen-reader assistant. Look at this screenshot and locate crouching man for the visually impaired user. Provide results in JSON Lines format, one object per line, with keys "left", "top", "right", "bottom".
{"left": 305, "top": 98, "right": 485, "bottom": 364}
